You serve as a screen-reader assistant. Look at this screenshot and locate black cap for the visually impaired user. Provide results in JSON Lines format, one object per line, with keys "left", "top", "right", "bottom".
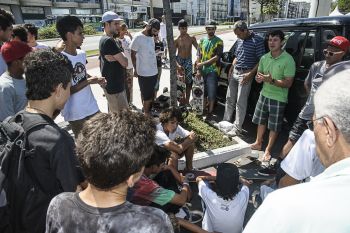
{"left": 178, "top": 19, "right": 188, "bottom": 27}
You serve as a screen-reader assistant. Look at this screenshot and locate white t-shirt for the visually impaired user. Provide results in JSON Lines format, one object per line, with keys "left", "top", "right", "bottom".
{"left": 199, "top": 181, "right": 249, "bottom": 233}
{"left": 155, "top": 123, "right": 190, "bottom": 146}
{"left": 119, "top": 36, "right": 133, "bottom": 69}
{"left": 130, "top": 32, "right": 157, "bottom": 77}
{"left": 159, "top": 22, "right": 167, "bottom": 41}
{"left": 34, "top": 42, "right": 49, "bottom": 50}
{"left": 61, "top": 50, "right": 99, "bottom": 121}
{"left": 281, "top": 129, "right": 324, "bottom": 181}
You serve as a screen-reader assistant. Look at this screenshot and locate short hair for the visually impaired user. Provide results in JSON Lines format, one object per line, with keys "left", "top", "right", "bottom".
{"left": 178, "top": 19, "right": 188, "bottom": 28}
{"left": 146, "top": 145, "right": 171, "bottom": 168}
{"left": 24, "top": 23, "right": 38, "bottom": 40}
{"left": 148, "top": 18, "right": 160, "bottom": 30}
{"left": 268, "top": 30, "right": 285, "bottom": 41}
{"left": 215, "top": 163, "right": 240, "bottom": 201}
{"left": 314, "top": 68, "right": 350, "bottom": 143}
{"left": 233, "top": 20, "right": 248, "bottom": 31}
{"left": 24, "top": 49, "right": 73, "bottom": 100}
{"left": 121, "top": 23, "right": 128, "bottom": 31}
{"left": 159, "top": 107, "right": 184, "bottom": 124}
{"left": 76, "top": 111, "right": 156, "bottom": 190}
{"left": 0, "top": 9, "right": 14, "bottom": 31}
{"left": 12, "top": 25, "right": 27, "bottom": 42}
{"left": 56, "top": 16, "right": 83, "bottom": 41}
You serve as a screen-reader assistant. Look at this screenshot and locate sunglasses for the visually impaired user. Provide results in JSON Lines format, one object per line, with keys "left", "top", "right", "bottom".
{"left": 323, "top": 49, "right": 343, "bottom": 57}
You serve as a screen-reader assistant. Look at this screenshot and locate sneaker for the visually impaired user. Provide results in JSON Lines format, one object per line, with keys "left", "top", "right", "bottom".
{"left": 258, "top": 165, "right": 277, "bottom": 176}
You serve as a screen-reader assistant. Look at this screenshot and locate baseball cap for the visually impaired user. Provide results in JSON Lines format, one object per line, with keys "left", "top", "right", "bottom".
{"left": 1, "top": 41, "right": 32, "bottom": 63}
{"left": 216, "top": 163, "right": 240, "bottom": 197}
{"left": 327, "top": 36, "right": 350, "bottom": 52}
{"left": 101, "top": 11, "right": 123, "bottom": 23}
{"left": 205, "top": 20, "right": 217, "bottom": 28}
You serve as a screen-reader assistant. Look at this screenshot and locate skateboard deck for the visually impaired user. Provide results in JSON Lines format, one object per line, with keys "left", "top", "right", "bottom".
{"left": 190, "top": 76, "right": 204, "bottom": 115}
{"left": 239, "top": 168, "right": 275, "bottom": 180}
{"left": 179, "top": 169, "right": 216, "bottom": 182}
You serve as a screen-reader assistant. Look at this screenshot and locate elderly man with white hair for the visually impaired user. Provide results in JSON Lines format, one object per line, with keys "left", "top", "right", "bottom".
{"left": 243, "top": 65, "right": 350, "bottom": 233}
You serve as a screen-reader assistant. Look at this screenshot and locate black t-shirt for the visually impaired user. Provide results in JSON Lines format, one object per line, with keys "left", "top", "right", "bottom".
{"left": 20, "top": 111, "right": 84, "bottom": 232}
{"left": 155, "top": 41, "right": 164, "bottom": 67}
{"left": 99, "top": 36, "right": 125, "bottom": 94}
{"left": 46, "top": 192, "right": 174, "bottom": 233}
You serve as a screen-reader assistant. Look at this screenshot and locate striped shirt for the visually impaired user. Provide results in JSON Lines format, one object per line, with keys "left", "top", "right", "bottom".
{"left": 232, "top": 32, "right": 265, "bottom": 69}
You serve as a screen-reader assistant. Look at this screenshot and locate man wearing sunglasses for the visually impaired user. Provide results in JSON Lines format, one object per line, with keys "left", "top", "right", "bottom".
{"left": 279, "top": 36, "right": 350, "bottom": 164}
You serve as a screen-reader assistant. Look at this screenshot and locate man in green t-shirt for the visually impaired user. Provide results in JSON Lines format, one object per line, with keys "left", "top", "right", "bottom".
{"left": 251, "top": 30, "right": 296, "bottom": 162}
{"left": 195, "top": 20, "right": 223, "bottom": 117}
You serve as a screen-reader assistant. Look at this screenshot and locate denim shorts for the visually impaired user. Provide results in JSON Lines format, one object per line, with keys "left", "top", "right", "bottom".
{"left": 203, "top": 72, "right": 218, "bottom": 102}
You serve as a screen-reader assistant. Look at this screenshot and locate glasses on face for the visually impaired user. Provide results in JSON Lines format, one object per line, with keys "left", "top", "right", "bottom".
{"left": 323, "top": 49, "right": 343, "bottom": 57}
{"left": 306, "top": 116, "right": 324, "bottom": 131}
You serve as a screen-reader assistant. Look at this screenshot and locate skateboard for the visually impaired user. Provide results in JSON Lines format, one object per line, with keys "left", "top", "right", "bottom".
{"left": 177, "top": 73, "right": 186, "bottom": 104}
{"left": 190, "top": 75, "right": 205, "bottom": 115}
{"left": 239, "top": 167, "right": 275, "bottom": 181}
{"left": 179, "top": 169, "right": 216, "bottom": 183}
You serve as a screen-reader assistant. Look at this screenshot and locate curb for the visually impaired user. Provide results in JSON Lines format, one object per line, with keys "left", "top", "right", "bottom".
{"left": 178, "top": 136, "right": 251, "bottom": 170}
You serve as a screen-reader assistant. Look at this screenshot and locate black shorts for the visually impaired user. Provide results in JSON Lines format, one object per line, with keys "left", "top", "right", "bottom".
{"left": 138, "top": 74, "right": 158, "bottom": 101}
{"left": 289, "top": 116, "right": 308, "bottom": 142}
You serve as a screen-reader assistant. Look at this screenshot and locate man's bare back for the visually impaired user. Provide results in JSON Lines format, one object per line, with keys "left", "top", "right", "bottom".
{"left": 175, "top": 33, "right": 198, "bottom": 59}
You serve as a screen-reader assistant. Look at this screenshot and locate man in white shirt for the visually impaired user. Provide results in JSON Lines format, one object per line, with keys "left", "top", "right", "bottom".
{"left": 56, "top": 16, "right": 105, "bottom": 138}
{"left": 159, "top": 15, "right": 168, "bottom": 62}
{"left": 197, "top": 163, "right": 251, "bottom": 233}
{"left": 131, "top": 18, "right": 160, "bottom": 116}
{"left": 24, "top": 23, "right": 49, "bottom": 49}
{"left": 244, "top": 65, "right": 350, "bottom": 233}
{"left": 155, "top": 107, "right": 196, "bottom": 171}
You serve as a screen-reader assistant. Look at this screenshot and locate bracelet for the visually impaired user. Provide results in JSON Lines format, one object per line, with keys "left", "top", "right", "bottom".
{"left": 182, "top": 182, "right": 189, "bottom": 187}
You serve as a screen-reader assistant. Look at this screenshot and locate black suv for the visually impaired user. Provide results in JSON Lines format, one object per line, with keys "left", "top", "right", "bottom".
{"left": 218, "top": 15, "right": 350, "bottom": 125}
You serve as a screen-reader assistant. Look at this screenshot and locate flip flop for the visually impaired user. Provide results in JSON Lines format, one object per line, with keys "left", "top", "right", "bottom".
{"left": 250, "top": 143, "right": 262, "bottom": 151}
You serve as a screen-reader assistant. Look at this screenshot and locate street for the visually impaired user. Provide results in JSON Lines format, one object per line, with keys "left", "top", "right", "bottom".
{"left": 40, "top": 25, "right": 232, "bottom": 52}
{"left": 54, "top": 30, "right": 237, "bottom": 124}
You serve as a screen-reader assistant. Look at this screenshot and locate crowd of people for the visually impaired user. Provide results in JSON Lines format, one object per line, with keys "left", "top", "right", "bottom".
{"left": 0, "top": 7, "right": 350, "bottom": 233}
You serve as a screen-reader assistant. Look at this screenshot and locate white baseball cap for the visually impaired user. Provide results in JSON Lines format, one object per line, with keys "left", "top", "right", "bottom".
{"left": 101, "top": 11, "right": 123, "bottom": 23}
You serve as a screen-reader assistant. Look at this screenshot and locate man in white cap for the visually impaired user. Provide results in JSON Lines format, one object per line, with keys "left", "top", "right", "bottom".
{"left": 99, "top": 11, "right": 128, "bottom": 112}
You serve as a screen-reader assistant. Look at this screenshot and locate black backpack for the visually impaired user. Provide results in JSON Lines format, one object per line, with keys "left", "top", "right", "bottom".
{"left": 0, "top": 112, "right": 50, "bottom": 233}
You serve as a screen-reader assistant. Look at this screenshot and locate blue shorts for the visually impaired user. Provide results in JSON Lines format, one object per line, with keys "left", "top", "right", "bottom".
{"left": 203, "top": 72, "right": 218, "bottom": 102}
{"left": 176, "top": 56, "right": 193, "bottom": 84}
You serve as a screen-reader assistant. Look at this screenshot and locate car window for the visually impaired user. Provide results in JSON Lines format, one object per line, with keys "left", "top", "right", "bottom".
{"left": 283, "top": 30, "right": 315, "bottom": 69}
{"left": 345, "top": 26, "right": 350, "bottom": 61}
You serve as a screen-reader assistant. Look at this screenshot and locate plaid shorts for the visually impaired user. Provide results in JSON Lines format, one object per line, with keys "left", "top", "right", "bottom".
{"left": 252, "top": 94, "right": 286, "bottom": 132}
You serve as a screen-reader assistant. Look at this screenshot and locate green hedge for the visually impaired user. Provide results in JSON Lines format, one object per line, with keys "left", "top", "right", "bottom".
{"left": 183, "top": 112, "right": 234, "bottom": 152}
{"left": 38, "top": 23, "right": 98, "bottom": 40}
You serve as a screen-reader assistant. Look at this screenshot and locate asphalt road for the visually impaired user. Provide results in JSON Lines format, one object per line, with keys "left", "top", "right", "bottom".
{"left": 40, "top": 25, "right": 232, "bottom": 52}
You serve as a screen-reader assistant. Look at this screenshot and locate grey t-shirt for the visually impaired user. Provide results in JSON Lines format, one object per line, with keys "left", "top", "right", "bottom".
{"left": 299, "top": 61, "right": 327, "bottom": 120}
{"left": 0, "top": 72, "right": 27, "bottom": 121}
{"left": 46, "top": 192, "right": 174, "bottom": 233}
{"left": 0, "top": 53, "right": 7, "bottom": 76}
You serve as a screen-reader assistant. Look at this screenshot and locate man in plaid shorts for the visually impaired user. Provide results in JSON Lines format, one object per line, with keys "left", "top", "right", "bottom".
{"left": 251, "top": 30, "right": 295, "bottom": 162}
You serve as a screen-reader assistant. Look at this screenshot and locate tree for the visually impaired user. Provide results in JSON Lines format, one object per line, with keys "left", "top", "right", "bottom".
{"left": 255, "top": 0, "right": 279, "bottom": 22}
{"left": 337, "top": 0, "right": 350, "bottom": 13}
{"left": 162, "top": 0, "right": 178, "bottom": 107}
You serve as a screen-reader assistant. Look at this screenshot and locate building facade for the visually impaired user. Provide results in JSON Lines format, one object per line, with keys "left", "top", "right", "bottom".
{"left": 0, "top": 0, "right": 230, "bottom": 27}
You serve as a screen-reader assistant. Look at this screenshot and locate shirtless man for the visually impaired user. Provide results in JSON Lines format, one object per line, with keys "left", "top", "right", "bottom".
{"left": 174, "top": 19, "right": 198, "bottom": 104}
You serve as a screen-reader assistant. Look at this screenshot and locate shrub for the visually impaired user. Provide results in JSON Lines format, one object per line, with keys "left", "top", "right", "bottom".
{"left": 38, "top": 24, "right": 59, "bottom": 40}
{"left": 183, "top": 113, "right": 234, "bottom": 152}
{"left": 38, "top": 23, "right": 97, "bottom": 40}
